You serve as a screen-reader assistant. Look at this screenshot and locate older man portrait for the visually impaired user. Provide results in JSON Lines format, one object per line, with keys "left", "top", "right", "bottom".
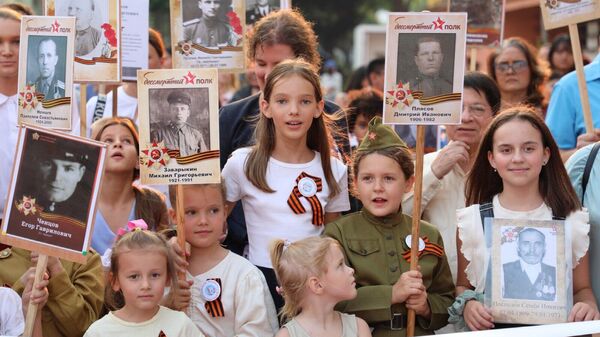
{"left": 33, "top": 38, "right": 64, "bottom": 99}
{"left": 68, "top": 0, "right": 100, "bottom": 56}
{"left": 410, "top": 36, "right": 453, "bottom": 97}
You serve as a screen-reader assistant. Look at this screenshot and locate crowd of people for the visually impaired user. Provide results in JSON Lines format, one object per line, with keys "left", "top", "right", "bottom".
{"left": 1, "top": 2, "right": 600, "bottom": 337}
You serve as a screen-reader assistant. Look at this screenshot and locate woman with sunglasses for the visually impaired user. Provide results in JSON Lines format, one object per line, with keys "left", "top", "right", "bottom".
{"left": 488, "top": 37, "right": 550, "bottom": 117}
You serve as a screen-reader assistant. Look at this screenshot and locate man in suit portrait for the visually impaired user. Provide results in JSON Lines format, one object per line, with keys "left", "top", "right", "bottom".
{"left": 33, "top": 38, "right": 64, "bottom": 100}
{"left": 246, "top": 0, "right": 279, "bottom": 26}
{"left": 68, "top": 0, "right": 100, "bottom": 56}
{"left": 183, "top": 0, "right": 237, "bottom": 48}
{"left": 409, "top": 36, "right": 453, "bottom": 97}
{"left": 503, "top": 228, "right": 557, "bottom": 301}
{"left": 151, "top": 91, "right": 208, "bottom": 157}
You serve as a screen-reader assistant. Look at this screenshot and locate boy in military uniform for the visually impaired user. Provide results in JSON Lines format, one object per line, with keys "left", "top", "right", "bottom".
{"left": 151, "top": 91, "right": 208, "bottom": 157}
{"left": 32, "top": 38, "right": 64, "bottom": 100}
{"left": 183, "top": 0, "right": 237, "bottom": 48}
{"left": 324, "top": 117, "right": 454, "bottom": 336}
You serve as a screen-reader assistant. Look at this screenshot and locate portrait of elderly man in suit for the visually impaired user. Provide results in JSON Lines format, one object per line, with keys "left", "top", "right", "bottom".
{"left": 183, "top": 0, "right": 237, "bottom": 48}
{"left": 503, "top": 228, "right": 557, "bottom": 301}
{"left": 32, "top": 38, "right": 65, "bottom": 99}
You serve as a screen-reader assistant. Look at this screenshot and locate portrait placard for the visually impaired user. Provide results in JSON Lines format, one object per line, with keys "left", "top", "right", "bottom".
{"left": 245, "top": 0, "right": 289, "bottom": 26}
{"left": 17, "top": 16, "right": 75, "bottom": 130}
{"left": 485, "top": 218, "right": 572, "bottom": 324}
{"left": 540, "top": 0, "right": 600, "bottom": 30}
{"left": 121, "top": 0, "right": 149, "bottom": 82}
{"left": 449, "top": 0, "right": 505, "bottom": 46}
{"left": 137, "top": 68, "right": 220, "bottom": 185}
{"left": 383, "top": 13, "right": 467, "bottom": 125}
{"left": 170, "top": 0, "right": 245, "bottom": 71}
{"left": 46, "top": 0, "right": 122, "bottom": 83}
{"left": 1, "top": 125, "right": 107, "bottom": 264}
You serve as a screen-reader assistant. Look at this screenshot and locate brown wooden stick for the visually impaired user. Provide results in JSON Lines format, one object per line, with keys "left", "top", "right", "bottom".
{"left": 23, "top": 254, "right": 48, "bottom": 337}
{"left": 80, "top": 84, "right": 87, "bottom": 137}
{"left": 407, "top": 125, "right": 425, "bottom": 337}
{"left": 112, "top": 86, "right": 118, "bottom": 117}
{"left": 568, "top": 24, "right": 594, "bottom": 133}
{"left": 175, "top": 185, "right": 186, "bottom": 283}
{"left": 469, "top": 47, "right": 477, "bottom": 72}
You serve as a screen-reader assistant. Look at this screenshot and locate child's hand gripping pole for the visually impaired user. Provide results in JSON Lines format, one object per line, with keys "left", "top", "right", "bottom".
{"left": 23, "top": 253, "right": 48, "bottom": 337}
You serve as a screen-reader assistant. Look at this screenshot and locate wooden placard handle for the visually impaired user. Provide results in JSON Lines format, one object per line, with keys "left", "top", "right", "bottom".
{"left": 568, "top": 24, "right": 594, "bottom": 133}
{"left": 175, "top": 185, "right": 186, "bottom": 283}
{"left": 406, "top": 125, "right": 425, "bottom": 337}
{"left": 23, "top": 253, "right": 48, "bottom": 337}
{"left": 469, "top": 47, "right": 477, "bottom": 72}
{"left": 80, "top": 84, "right": 87, "bottom": 137}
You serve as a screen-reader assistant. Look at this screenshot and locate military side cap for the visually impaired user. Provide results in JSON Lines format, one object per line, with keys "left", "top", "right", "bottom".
{"left": 41, "top": 144, "right": 89, "bottom": 166}
{"left": 167, "top": 91, "right": 192, "bottom": 106}
{"left": 356, "top": 116, "right": 408, "bottom": 152}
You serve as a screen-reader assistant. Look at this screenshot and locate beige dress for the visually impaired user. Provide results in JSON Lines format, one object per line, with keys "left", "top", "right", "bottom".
{"left": 283, "top": 312, "right": 358, "bottom": 337}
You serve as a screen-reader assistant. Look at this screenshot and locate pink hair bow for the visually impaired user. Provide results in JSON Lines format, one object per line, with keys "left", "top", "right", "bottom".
{"left": 116, "top": 219, "right": 149, "bottom": 238}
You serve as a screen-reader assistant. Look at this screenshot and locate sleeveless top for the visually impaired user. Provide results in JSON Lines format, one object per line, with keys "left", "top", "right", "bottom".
{"left": 283, "top": 312, "right": 357, "bottom": 337}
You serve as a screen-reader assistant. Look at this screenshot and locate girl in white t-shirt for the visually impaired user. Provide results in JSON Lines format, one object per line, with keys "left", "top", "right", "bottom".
{"left": 222, "top": 59, "right": 350, "bottom": 310}
{"left": 270, "top": 237, "right": 371, "bottom": 337}
{"left": 453, "top": 107, "right": 599, "bottom": 331}
{"left": 84, "top": 227, "right": 202, "bottom": 337}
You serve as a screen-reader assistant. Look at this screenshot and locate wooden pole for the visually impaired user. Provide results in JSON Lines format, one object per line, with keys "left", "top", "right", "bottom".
{"left": 22, "top": 254, "right": 48, "bottom": 337}
{"left": 406, "top": 125, "right": 425, "bottom": 337}
{"left": 469, "top": 47, "right": 477, "bottom": 72}
{"left": 80, "top": 84, "right": 87, "bottom": 137}
{"left": 112, "top": 86, "right": 118, "bottom": 117}
{"left": 568, "top": 24, "right": 594, "bottom": 133}
{"left": 175, "top": 185, "right": 186, "bottom": 283}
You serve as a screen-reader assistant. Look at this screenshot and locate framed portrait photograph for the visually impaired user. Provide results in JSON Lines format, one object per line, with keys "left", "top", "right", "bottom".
{"left": 485, "top": 218, "right": 572, "bottom": 324}
{"left": 17, "top": 16, "right": 75, "bottom": 130}
{"left": 170, "top": 0, "right": 245, "bottom": 71}
{"left": 137, "top": 68, "right": 220, "bottom": 185}
{"left": 383, "top": 12, "right": 467, "bottom": 125}
{"left": 46, "top": 0, "right": 122, "bottom": 83}
{"left": 540, "top": 0, "right": 600, "bottom": 30}
{"left": 1, "top": 125, "right": 107, "bottom": 263}
{"left": 449, "top": 0, "right": 505, "bottom": 46}
{"left": 245, "top": 0, "right": 288, "bottom": 26}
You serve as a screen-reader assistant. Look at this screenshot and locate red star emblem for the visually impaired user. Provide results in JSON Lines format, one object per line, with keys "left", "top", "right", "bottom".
{"left": 386, "top": 82, "right": 413, "bottom": 108}
{"left": 141, "top": 141, "right": 170, "bottom": 169}
{"left": 368, "top": 132, "right": 376, "bottom": 141}
{"left": 433, "top": 17, "right": 445, "bottom": 30}
{"left": 183, "top": 71, "right": 196, "bottom": 85}
{"left": 51, "top": 20, "right": 60, "bottom": 32}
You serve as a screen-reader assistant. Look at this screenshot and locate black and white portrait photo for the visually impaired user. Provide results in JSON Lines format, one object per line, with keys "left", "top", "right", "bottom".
{"left": 246, "top": 0, "right": 279, "bottom": 25}
{"left": 25, "top": 36, "right": 67, "bottom": 100}
{"left": 182, "top": 0, "right": 238, "bottom": 48}
{"left": 396, "top": 33, "right": 456, "bottom": 98}
{"left": 149, "top": 88, "right": 210, "bottom": 157}
{"left": 55, "top": 0, "right": 107, "bottom": 57}
{"left": 501, "top": 227, "right": 558, "bottom": 301}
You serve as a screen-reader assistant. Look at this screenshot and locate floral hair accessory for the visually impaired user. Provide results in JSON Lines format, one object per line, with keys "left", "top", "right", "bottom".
{"left": 116, "top": 219, "right": 148, "bottom": 238}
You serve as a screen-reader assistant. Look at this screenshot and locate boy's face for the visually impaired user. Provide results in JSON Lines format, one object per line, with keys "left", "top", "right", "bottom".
{"left": 170, "top": 185, "right": 227, "bottom": 250}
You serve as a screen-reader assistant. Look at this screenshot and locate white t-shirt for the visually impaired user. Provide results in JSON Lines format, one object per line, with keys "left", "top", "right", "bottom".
{"left": 83, "top": 306, "right": 203, "bottom": 337}
{"left": 86, "top": 86, "right": 138, "bottom": 137}
{"left": 0, "top": 287, "right": 24, "bottom": 336}
{"left": 222, "top": 148, "right": 350, "bottom": 267}
{"left": 187, "top": 251, "right": 278, "bottom": 337}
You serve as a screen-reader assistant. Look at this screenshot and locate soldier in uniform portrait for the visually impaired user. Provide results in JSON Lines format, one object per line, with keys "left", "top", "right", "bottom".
{"left": 32, "top": 38, "right": 64, "bottom": 100}
{"left": 69, "top": 0, "right": 100, "bottom": 56}
{"left": 246, "top": 0, "right": 279, "bottom": 26}
{"left": 503, "top": 228, "right": 557, "bottom": 301}
{"left": 409, "top": 36, "right": 453, "bottom": 97}
{"left": 151, "top": 91, "right": 208, "bottom": 157}
{"left": 183, "top": 0, "right": 237, "bottom": 48}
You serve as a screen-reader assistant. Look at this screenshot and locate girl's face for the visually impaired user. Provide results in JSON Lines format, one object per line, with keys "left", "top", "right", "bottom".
{"left": 177, "top": 185, "right": 226, "bottom": 250}
{"left": 354, "top": 153, "right": 414, "bottom": 217}
{"left": 100, "top": 124, "right": 139, "bottom": 174}
{"left": 320, "top": 244, "right": 356, "bottom": 301}
{"left": 112, "top": 249, "right": 168, "bottom": 321}
{"left": 551, "top": 45, "right": 574, "bottom": 73}
{"left": 261, "top": 74, "right": 324, "bottom": 145}
{"left": 488, "top": 119, "right": 550, "bottom": 191}
{"left": 148, "top": 43, "right": 163, "bottom": 69}
{"left": 0, "top": 18, "right": 20, "bottom": 79}
{"left": 254, "top": 43, "right": 296, "bottom": 91}
{"left": 353, "top": 113, "right": 369, "bottom": 143}
{"left": 494, "top": 46, "right": 530, "bottom": 94}
{"left": 446, "top": 87, "right": 494, "bottom": 148}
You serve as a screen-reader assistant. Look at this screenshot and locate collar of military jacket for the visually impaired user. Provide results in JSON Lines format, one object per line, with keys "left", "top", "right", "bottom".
{"left": 361, "top": 207, "right": 406, "bottom": 228}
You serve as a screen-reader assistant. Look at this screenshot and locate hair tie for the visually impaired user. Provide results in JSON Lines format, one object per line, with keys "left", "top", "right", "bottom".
{"left": 282, "top": 239, "right": 291, "bottom": 252}
{"left": 116, "top": 219, "right": 149, "bottom": 239}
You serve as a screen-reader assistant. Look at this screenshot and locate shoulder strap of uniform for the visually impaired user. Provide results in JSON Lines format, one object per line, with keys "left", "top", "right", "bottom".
{"left": 479, "top": 202, "right": 494, "bottom": 228}
{"left": 582, "top": 142, "right": 600, "bottom": 206}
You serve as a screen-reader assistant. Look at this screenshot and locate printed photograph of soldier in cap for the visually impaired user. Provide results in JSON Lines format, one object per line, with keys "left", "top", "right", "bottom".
{"left": 182, "top": 0, "right": 238, "bottom": 48}
{"left": 246, "top": 0, "right": 279, "bottom": 26}
{"left": 149, "top": 88, "right": 210, "bottom": 156}
{"left": 25, "top": 36, "right": 67, "bottom": 100}
{"left": 55, "top": 0, "right": 107, "bottom": 57}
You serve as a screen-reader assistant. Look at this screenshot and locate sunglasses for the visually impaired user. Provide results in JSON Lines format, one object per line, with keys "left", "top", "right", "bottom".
{"left": 495, "top": 60, "right": 528, "bottom": 73}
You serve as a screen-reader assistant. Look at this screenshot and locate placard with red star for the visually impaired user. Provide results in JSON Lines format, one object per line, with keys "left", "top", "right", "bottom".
{"left": 141, "top": 141, "right": 171, "bottom": 170}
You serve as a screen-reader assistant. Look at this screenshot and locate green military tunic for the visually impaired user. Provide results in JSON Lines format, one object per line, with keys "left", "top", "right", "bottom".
{"left": 324, "top": 209, "right": 454, "bottom": 337}
{"left": 183, "top": 17, "right": 236, "bottom": 48}
{"left": 151, "top": 122, "right": 208, "bottom": 157}
{"left": 33, "top": 75, "right": 65, "bottom": 100}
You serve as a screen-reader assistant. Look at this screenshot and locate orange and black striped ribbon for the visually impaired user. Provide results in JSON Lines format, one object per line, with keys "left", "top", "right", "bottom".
{"left": 401, "top": 236, "right": 445, "bottom": 263}
{"left": 287, "top": 172, "right": 324, "bottom": 226}
{"left": 411, "top": 91, "right": 462, "bottom": 105}
{"left": 166, "top": 149, "right": 220, "bottom": 165}
{"left": 204, "top": 278, "right": 225, "bottom": 317}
